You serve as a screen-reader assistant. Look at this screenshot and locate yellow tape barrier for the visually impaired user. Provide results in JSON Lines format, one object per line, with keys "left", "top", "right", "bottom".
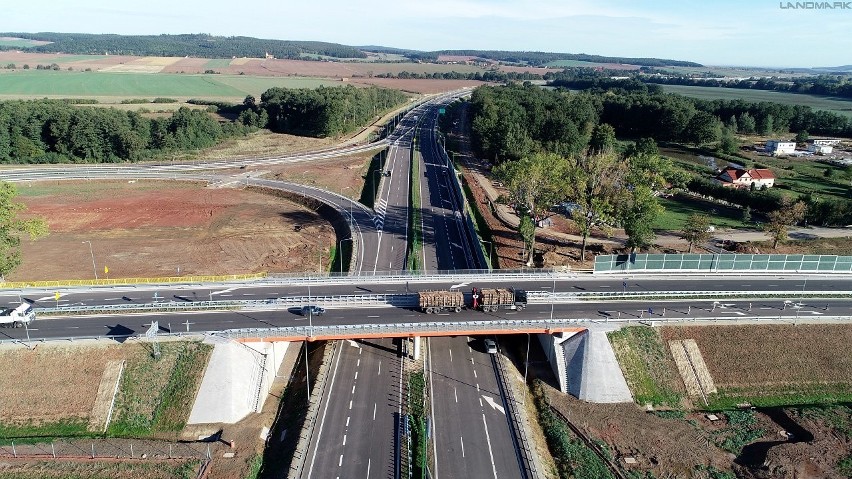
{"left": 0, "top": 272, "right": 267, "bottom": 290}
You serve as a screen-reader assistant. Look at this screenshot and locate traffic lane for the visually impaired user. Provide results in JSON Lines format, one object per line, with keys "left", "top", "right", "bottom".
{"left": 304, "top": 338, "right": 401, "bottom": 479}
{"left": 4, "top": 298, "right": 852, "bottom": 341}
{"left": 429, "top": 336, "right": 521, "bottom": 479}
{"left": 8, "top": 278, "right": 852, "bottom": 310}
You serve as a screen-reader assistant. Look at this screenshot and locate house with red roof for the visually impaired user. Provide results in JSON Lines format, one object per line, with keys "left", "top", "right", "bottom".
{"left": 715, "top": 168, "right": 775, "bottom": 189}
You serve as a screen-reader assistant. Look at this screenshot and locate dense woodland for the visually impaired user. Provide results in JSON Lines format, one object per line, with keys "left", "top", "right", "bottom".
{"left": 0, "top": 101, "right": 249, "bottom": 163}
{"left": 469, "top": 83, "right": 852, "bottom": 226}
{"left": 415, "top": 50, "right": 701, "bottom": 67}
{"left": 260, "top": 85, "right": 407, "bottom": 137}
{"left": 0, "top": 33, "right": 366, "bottom": 59}
{"left": 0, "top": 84, "right": 407, "bottom": 163}
{"left": 547, "top": 71, "right": 852, "bottom": 138}
{"left": 642, "top": 74, "right": 852, "bottom": 100}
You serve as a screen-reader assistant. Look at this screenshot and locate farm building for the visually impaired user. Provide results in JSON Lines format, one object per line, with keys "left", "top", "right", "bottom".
{"left": 765, "top": 140, "right": 796, "bottom": 156}
{"left": 808, "top": 143, "right": 834, "bottom": 155}
{"left": 716, "top": 168, "right": 776, "bottom": 189}
{"left": 812, "top": 138, "right": 841, "bottom": 146}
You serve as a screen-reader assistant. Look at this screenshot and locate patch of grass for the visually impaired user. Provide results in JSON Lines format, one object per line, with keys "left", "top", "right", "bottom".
{"left": 796, "top": 404, "right": 852, "bottom": 438}
{"left": 658, "top": 84, "right": 852, "bottom": 118}
{"left": 838, "top": 453, "right": 852, "bottom": 477}
{"left": 407, "top": 133, "right": 423, "bottom": 271}
{"left": 245, "top": 453, "right": 263, "bottom": 479}
{"left": 152, "top": 342, "right": 212, "bottom": 433}
{"left": 0, "top": 418, "right": 93, "bottom": 444}
{"left": 711, "top": 410, "right": 764, "bottom": 454}
{"left": 693, "top": 465, "right": 737, "bottom": 479}
{"left": 408, "top": 371, "right": 427, "bottom": 478}
{"left": 653, "top": 194, "right": 750, "bottom": 231}
{"left": 707, "top": 384, "right": 852, "bottom": 410}
{"left": 0, "top": 70, "right": 340, "bottom": 101}
{"left": 0, "top": 458, "right": 201, "bottom": 479}
{"left": 108, "top": 341, "right": 211, "bottom": 437}
{"left": 608, "top": 327, "right": 683, "bottom": 407}
{"left": 532, "top": 381, "right": 615, "bottom": 479}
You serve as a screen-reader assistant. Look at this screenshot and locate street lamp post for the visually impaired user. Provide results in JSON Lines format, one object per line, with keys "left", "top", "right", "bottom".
{"left": 82, "top": 241, "right": 98, "bottom": 280}
{"left": 339, "top": 237, "right": 353, "bottom": 274}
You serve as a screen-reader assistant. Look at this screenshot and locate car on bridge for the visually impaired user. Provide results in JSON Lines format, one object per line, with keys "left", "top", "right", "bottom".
{"left": 300, "top": 305, "right": 325, "bottom": 316}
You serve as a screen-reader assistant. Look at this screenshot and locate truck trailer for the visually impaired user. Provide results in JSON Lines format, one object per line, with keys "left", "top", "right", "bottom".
{"left": 0, "top": 303, "right": 36, "bottom": 328}
{"left": 418, "top": 290, "right": 464, "bottom": 314}
{"left": 471, "top": 287, "right": 527, "bottom": 312}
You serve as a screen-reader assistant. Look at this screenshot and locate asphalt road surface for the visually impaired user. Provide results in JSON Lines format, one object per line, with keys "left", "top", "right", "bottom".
{"left": 303, "top": 338, "right": 403, "bottom": 479}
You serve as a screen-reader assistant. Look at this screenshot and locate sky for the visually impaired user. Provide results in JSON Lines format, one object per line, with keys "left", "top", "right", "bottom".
{"left": 4, "top": 0, "right": 852, "bottom": 67}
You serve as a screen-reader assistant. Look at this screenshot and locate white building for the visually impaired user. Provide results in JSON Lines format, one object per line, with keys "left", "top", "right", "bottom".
{"left": 808, "top": 143, "right": 834, "bottom": 155}
{"left": 716, "top": 168, "right": 776, "bottom": 189}
{"left": 812, "top": 139, "right": 841, "bottom": 146}
{"left": 765, "top": 140, "right": 796, "bottom": 156}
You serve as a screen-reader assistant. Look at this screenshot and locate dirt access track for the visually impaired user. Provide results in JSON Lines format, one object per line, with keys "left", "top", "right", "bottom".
{"left": 12, "top": 179, "right": 338, "bottom": 281}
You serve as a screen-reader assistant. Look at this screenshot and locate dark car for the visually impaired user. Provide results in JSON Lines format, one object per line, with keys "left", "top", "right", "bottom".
{"left": 300, "top": 305, "right": 325, "bottom": 316}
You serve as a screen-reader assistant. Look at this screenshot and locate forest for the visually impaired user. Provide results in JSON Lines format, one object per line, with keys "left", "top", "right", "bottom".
{"left": 260, "top": 85, "right": 407, "bottom": 137}
{"left": 0, "top": 101, "right": 250, "bottom": 163}
{"left": 642, "top": 74, "right": 852, "bottom": 100}
{"left": 427, "top": 50, "right": 702, "bottom": 67}
{"left": 547, "top": 71, "right": 852, "bottom": 138}
{"left": 468, "top": 83, "right": 852, "bottom": 226}
{"left": 0, "top": 33, "right": 366, "bottom": 59}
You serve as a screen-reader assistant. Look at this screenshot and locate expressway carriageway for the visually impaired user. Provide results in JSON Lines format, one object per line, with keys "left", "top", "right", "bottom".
{"left": 413, "top": 90, "right": 527, "bottom": 477}
{"left": 3, "top": 276, "right": 851, "bottom": 311}
{"left": 2, "top": 297, "right": 851, "bottom": 342}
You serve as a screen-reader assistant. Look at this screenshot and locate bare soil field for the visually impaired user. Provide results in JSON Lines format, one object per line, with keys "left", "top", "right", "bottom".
{"left": 12, "top": 180, "right": 335, "bottom": 280}
{"left": 0, "top": 458, "right": 201, "bottom": 479}
{"left": 260, "top": 152, "right": 374, "bottom": 199}
{"left": 661, "top": 324, "right": 852, "bottom": 399}
{"left": 0, "top": 343, "right": 136, "bottom": 426}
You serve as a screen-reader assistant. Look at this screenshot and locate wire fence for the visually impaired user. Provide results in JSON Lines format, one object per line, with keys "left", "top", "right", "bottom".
{"left": 595, "top": 253, "right": 852, "bottom": 273}
{"left": 0, "top": 437, "right": 217, "bottom": 461}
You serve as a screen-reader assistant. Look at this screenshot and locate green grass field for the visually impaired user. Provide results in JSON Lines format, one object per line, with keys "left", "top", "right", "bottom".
{"left": 0, "top": 38, "right": 44, "bottom": 48}
{"left": 659, "top": 84, "right": 852, "bottom": 118}
{"left": 0, "top": 70, "right": 341, "bottom": 100}
{"left": 654, "top": 194, "right": 751, "bottom": 231}
{"left": 203, "top": 58, "right": 233, "bottom": 69}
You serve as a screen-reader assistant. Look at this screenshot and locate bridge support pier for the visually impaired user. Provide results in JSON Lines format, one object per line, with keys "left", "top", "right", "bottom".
{"left": 412, "top": 336, "right": 421, "bottom": 360}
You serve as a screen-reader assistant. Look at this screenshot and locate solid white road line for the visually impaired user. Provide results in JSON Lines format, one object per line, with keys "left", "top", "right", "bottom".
{"left": 306, "top": 342, "right": 343, "bottom": 479}
{"left": 482, "top": 414, "right": 498, "bottom": 479}
{"left": 460, "top": 436, "right": 465, "bottom": 458}
{"left": 428, "top": 339, "right": 439, "bottom": 479}
{"left": 373, "top": 403, "right": 377, "bottom": 420}
{"left": 378, "top": 361, "right": 381, "bottom": 375}
{"left": 367, "top": 458, "right": 371, "bottom": 478}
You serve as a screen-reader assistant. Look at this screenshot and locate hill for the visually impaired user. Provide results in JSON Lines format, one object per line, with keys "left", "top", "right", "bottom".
{"left": 0, "top": 32, "right": 367, "bottom": 59}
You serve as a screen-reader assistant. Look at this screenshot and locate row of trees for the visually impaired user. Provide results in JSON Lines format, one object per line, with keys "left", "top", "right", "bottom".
{"left": 260, "top": 85, "right": 407, "bottom": 138}
{"left": 374, "top": 70, "right": 542, "bottom": 82}
{"left": 425, "top": 50, "right": 701, "bottom": 67}
{"left": 644, "top": 74, "right": 852, "bottom": 100}
{"left": 0, "top": 33, "right": 366, "bottom": 59}
{"left": 0, "top": 100, "right": 250, "bottom": 163}
{"left": 549, "top": 70, "right": 852, "bottom": 138}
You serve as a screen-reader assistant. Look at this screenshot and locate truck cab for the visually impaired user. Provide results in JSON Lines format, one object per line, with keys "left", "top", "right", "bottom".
{"left": 0, "top": 303, "right": 36, "bottom": 328}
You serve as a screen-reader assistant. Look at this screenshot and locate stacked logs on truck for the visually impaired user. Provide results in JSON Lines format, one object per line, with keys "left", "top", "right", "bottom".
{"left": 418, "top": 290, "right": 464, "bottom": 313}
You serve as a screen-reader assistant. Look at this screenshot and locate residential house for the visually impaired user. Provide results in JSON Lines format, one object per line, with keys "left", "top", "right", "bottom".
{"left": 716, "top": 168, "right": 776, "bottom": 189}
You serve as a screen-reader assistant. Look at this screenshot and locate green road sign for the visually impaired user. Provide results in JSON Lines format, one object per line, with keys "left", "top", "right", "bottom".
{"left": 438, "top": 108, "right": 446, "bottom": 114}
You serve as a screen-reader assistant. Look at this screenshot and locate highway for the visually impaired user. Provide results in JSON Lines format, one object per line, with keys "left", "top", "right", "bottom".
{"left": 3, "top": 277, "right": 851, "bottom": 311}
{"left": 412, "top": 100, "right": 525, "bottom": 477}
{"left": 303, "top": 338, "right": 403, "bottom": 479}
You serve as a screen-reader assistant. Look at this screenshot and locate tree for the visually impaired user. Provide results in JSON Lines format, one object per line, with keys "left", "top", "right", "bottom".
{"left": 725, "top": 114, "right": 738, "bottom": 133}
{"left": 742, "top": 206, "right": 752, "bottom": 223}
{"left": 682, "top": 214, "right": 711, "bottom": 253}
{"left": 621, "top": 185, "right": 663, "bottom": 253}
{"left": 588, "top": 123, "right": 616, "bottom": 154}
{"left": 765, "top": 198, "right": 807, "bottom": 248}
{"left": 564, "top": 151, "right": 624, "bottom": 262}
{"left": 0, "top": 182, "right": 48, "bottom": 279}
{"left": 495, "top": 152, "right": 568, "bottom": 266}
{"left": 718, "top": 127, "right": 740, "bottom": 155}
{"left": 795, "top": 130, "right": 809, "bottom": 144}
{"left": 684, "top": 112, "right": 722, "bottom": 146}
{"left": 739, "top": 112, "right": 756, "bottom": 135}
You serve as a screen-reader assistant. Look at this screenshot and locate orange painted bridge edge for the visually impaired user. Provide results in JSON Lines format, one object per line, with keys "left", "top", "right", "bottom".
{"left": 234, "top": 327, "right": 587, "bottom": 343}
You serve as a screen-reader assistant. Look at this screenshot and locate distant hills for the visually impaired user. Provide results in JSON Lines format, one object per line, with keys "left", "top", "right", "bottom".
{"left": 0, "top": 32, "right": 703, "bottom": 68}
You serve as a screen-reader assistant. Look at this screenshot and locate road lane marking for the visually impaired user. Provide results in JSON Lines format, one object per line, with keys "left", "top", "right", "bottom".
{"left": 378, "top": 361, "right": 381, "bottom": 375}
{"left": 460, "top": 436, "right": 465, "bottom": 457}
{"left": 373, "top": 403, "right": 377, "bottom": 420}
{"left": 476, "top": 383, "right": 480, "bottom": 392}
{"left": 473, "top": 370, "right": 477, "bottom": 378}
{"left": 367, "top": 459, "right": 371, "bottom": 477}
{"left": 354, "top": 371, "right": 358, "bottom": 380}
{"left": 343, "top": 434, "right": 346, "bottom": 445}
{"left": 428, "top": 339, "right": 439, "bottom": 479}
{"left": 339, "top": 454, "right": 343, "bottom": 467}
{"left": 470, "top": 357, "right": 474, "bottom": 365}
{"left": 454, "top": 387, "right": 458, "bottom": 403}
{"left": 357, "top": 359, "right": 360, "bottom": 367}
{"left": 449, "top": 349, "right": 453, "bottom": 362}
{"left": 346, "top": 416, "right": 350, "bottom": 427}
{"left": 482, "top": 414, "right": 498, "bottom": 479}
{"left": 349, "top": 400, "right": 353, "bottom": 410}
{"left": 306, "top": 342, "right": 343, "bottom": 478}
{"left": 482, "top": 396, "right": 505, "bottom": 415}
{"left": 367, "top": 315, "right": 380, "bottom": 318}
{"left": 352, "top": 385, "right": 356, "bottom": 394}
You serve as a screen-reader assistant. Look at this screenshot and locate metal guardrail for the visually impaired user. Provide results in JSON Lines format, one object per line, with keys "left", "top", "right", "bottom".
{"left": 30, "top": 290, "right": 848, "bottom": 316}
{"left": 493, "top": 345, "right": 536, "bottom": 479}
